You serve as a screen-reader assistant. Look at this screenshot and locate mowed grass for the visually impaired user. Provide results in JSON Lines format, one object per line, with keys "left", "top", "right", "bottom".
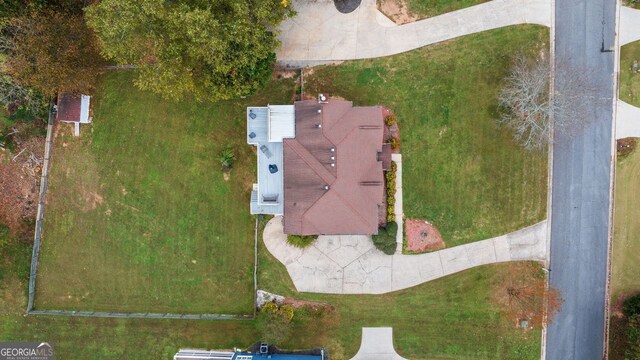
{"left": 0, "top": 232, "right": 540, "bottom": 360}
{"left": 305, "top": 25, "right": 548, "bottom": 247}
{"left": 608, "top": 142, "right": 640, "bottom": 360}
{"left": 257, "top": 232, "right": 542, "bottom": 359}
{"left": 406, "top": 0, "right": 488, "bottom": 19}
{"left": 610, "top": 143, "right": 640, "bottom": 301}
{"left": 620, "top": 40, "right": 640, "bottom": 107}
{"left": 36, "top": 72, "right": 296, "bottom": 313}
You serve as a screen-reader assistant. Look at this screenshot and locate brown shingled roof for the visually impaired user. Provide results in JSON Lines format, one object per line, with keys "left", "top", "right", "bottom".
{"left": 283, "top": 99, "right": 385, "bottom": 235}
{"left": 56, "top": 93, "right": 82, "bottom": 122}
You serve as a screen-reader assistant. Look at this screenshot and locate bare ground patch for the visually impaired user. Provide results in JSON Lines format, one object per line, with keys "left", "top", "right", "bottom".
{"left": 0, "top": 134, "right": 44, "bottom": 235}
{"left": 377, "top": 0, "right": 419, "bottom": 24}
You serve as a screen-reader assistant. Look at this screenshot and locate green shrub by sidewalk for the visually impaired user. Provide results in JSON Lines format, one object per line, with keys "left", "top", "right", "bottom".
{"left": 372, "top": 222, "right": 398, "bottom": 255}
{"left": 287, "top": 235, "right": 317, "bottom": 248}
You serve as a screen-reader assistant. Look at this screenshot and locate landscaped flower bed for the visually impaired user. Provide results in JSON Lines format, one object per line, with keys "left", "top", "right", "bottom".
{"left": 385, "top": 161, "right": 398, "bottom": 223}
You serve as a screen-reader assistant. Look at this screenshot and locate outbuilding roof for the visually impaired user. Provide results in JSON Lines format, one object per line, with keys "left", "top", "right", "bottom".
{"left": 57, "top": 93, "right": 91, "bottom": 123}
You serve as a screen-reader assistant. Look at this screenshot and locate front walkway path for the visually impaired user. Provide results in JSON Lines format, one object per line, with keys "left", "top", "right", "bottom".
{"left": 350, "top": 328, "right": 407, "bottom": 360}
{"left": 277, "top": 0, "right": 550, "bottom": 62}
{"left": 264, "top": 217, "right": 547, "bottom": 294}
{"left": 616, "top": 100, "right": 640, "bottom": 139}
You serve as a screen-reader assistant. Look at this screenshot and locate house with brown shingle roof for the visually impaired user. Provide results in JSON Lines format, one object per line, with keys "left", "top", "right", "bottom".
{"left": 247, "top": 95, "right": 391, "bottom": 235}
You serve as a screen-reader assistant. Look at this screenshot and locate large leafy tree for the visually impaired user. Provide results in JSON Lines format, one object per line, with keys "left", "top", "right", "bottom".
{"left": 5, "top": 10, "right": 105, "bottom": 96}
{"left": 86, "top": 0, "right": 293, "bottom": 102}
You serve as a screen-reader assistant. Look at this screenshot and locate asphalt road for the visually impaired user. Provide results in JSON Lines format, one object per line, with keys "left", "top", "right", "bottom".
{"left": 545, "top": 0, "right": 617, "bottom": 359}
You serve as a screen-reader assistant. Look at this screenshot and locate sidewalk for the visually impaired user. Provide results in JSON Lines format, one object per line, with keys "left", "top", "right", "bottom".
{"left": 263, "top": 217, "right": 547, "bottom": 294}
{"left": 277, "top": 0, "right": 551, "bottom": 62}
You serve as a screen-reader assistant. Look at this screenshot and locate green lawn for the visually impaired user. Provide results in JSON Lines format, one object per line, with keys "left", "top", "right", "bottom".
{"left": 1, "top": 228, "right": 541, "bottom": 360}
{"left": 406, "top": 0, "right": 488, "bottom": 19}
{"left": 610, "top": 142, "right": 640, "bottom": 302}
{"left": 305, "top": 25, "right": 549, "bottom": 247}
{"left": 35, "top": 72, "right": 296, "bottom": 314}
{"left": 620, "top": 40, "right": 640, "bottom": 107}
{"left": 608, "top": 142, "right": 640, "bottom": 360}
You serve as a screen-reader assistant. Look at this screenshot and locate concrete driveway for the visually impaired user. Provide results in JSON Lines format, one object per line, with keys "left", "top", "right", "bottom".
{"left": 617, "top": 100, "right": 640, "bottom": 139}
{"left": 350, "top": 328, "right": 406, "bottom": 360}
{"left": 263, "top": 216, "right": 547, "bottom": 294}
{"left": 277, "top": 0, "right": 550, "bottom": 62}
{"left": 621, "top": 6, "right": 640, "bottom": 46}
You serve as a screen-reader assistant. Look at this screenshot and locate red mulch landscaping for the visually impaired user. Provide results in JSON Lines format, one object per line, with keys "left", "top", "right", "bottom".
{"left": 405, "top": 219, "right": 445, "bottom": 253}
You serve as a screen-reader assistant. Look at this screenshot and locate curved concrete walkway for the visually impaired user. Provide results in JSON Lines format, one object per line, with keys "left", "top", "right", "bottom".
{"left": 617, "top": 100, "right": 640, "bottom": 139}
{"left": 264, "top": 216, "right": 547, "bottom": 294}
{"left": 277, "top": 0, "right": 550, "bottom": 62}
{"left": 350, "top": 328, "right": 406, "bottom": 360}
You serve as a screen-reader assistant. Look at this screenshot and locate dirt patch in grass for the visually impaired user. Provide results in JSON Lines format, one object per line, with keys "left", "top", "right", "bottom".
{"left": 0, "top": 135, "right": 44, "bottom": 236}
{"left": 377, "top": 0, "right": 418, "bottom": 24}
{"left": 617, "top": 138, "right": 637, "bottom": 158}
{"left": 404, "top": 218, "right": 445, "bottom": 252}
{"left": 283, "top": 297, "right": 335, "bottom": 311}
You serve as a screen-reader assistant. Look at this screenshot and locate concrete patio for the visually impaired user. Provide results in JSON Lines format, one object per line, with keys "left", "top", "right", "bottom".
{"left": 263, "top": 216, "right": 547, "bottom": 294}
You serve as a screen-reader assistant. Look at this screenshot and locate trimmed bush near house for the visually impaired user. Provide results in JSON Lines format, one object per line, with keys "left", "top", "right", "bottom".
{"left": 387, "top": 137, "right": 400, "bottom": 150}
{"left": 385, "top": 115, "right": 397, "bottom": 126}
{"left": 385, "top": 160, "right": 398, "bottom": 223}
{"left": 372, "top": 221, "right": 398, "bottom": 255}
{"left": 287, "top": 234, "right": 317, "bottom": 248}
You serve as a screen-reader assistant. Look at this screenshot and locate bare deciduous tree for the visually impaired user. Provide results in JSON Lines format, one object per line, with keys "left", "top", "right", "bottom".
{"left": 492, "top": 262, "right": 563, "bottom": 328}
{"left": 498, "top": 53, "right": 598, "bottom": 150}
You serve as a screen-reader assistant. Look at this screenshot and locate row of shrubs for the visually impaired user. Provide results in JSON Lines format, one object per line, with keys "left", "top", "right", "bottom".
{"left": 384, "top": 115, "right": 400, "bottom": 150}
{"left": 384, "top": 115, "right": 397, "bottom": 126}
{"left": 385, "top": 161, "right": 397, "bottom": 223}
{"left": 287, "top": 234, "right": 317, "bottom": 248}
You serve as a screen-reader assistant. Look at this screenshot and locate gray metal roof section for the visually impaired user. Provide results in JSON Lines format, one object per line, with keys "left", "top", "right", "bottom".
{"left": 247, "top": 107, "right": 268, "bottom": 144}
{"left": 247, "top": 107, "right": 284, "bottom": 215}
{"left": 174, "top": 349, "right": 234, "bottom": 360}
{"left": 268, "top": 105, "right": 295, "bottom": 142}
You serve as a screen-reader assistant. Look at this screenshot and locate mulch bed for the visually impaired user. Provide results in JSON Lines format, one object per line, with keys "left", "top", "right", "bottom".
{"left": 405, "top": 219, "right": 445, "bottom": 253}
{"left": 617, "top": 137, "right": 637, "bottom": 158}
